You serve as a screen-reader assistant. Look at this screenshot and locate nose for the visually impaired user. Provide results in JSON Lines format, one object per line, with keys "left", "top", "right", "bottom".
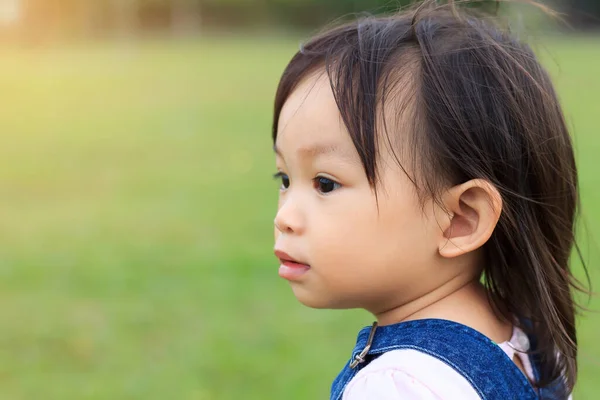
{"left": 274, "top": 197, "right": 304, "bottom": 235}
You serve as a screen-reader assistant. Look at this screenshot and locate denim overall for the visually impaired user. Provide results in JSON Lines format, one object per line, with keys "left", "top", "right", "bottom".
{"left": 331, "top": 319, "right": 566, "bottom": 400}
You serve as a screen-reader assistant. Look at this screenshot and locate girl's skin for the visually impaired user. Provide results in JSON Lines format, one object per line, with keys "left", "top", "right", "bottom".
{"left": 273, "top": 71, "right": 512, "bottom": 345}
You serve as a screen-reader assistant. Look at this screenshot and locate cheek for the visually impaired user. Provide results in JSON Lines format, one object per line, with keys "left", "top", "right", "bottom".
{"left": 314, "top": 191, "right": 415, "bottom": 247}
{"left": 375, "top": 193, "right": 437, "bottom": 258}
{"left": 273, "top": 197, "right": 282, "bottom": 242}
{"left": 311, "top": 189, "right": 434, "bottom": 278}
{"left": 309, "top": 194, "right": 381, "bottom": 269}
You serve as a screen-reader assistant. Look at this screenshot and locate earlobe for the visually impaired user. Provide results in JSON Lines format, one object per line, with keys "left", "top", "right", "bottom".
{"left": 438, "top": 179, "right": 502, "bottom": 259}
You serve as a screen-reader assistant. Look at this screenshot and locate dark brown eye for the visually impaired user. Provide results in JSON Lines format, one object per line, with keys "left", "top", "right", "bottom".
{"left": 314, "top": 177, "right": 340, "bottom": 194}
{"left": 273, "top": 172, "right": 290, "bottom": 190}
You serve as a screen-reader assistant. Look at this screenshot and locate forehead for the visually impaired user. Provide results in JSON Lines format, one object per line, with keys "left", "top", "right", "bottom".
{"left": 276, "top": 71, "right": 352, "bottom": 151}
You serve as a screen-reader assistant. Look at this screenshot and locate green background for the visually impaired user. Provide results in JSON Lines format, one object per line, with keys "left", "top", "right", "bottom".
{"left": 0, "top": 36, "right": 598, "bottom": 399}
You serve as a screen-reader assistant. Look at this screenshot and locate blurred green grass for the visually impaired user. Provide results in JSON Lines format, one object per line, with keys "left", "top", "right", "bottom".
{"left": 0, "top": 36, "right": 598, "bottom": 399}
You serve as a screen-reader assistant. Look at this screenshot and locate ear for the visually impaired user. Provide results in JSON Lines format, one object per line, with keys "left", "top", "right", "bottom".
{"left": 437, "top": 179, "right": 502, "bottom": 259}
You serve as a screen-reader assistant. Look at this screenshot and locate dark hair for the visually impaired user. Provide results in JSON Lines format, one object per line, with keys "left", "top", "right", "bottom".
{"left": 272, "top": 0, "right": 588, "bottom": 395}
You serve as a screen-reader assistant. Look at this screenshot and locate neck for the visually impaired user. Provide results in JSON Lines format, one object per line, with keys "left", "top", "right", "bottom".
{"left": 372, "top": 278, "right": 512, "bottom": 343}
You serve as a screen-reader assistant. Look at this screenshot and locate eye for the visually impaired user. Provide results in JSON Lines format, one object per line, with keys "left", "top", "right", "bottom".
{"left": 273, "top": 172, "right": 290, "bottom": 190}
{"left": 314, "top": 176, "right": 341, "bottom": 194}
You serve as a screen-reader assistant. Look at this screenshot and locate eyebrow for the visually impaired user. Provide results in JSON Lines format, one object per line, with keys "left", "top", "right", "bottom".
{"left": 273, "top": 143, "right": 359, "bottom": 163}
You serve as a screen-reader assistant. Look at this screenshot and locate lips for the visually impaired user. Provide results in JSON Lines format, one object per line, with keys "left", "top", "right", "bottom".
{"left": 274, "top": 249, "right": 310, "bottom": 280}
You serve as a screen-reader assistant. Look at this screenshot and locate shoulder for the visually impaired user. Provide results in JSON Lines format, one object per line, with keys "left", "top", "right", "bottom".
{"left": 342, "top": 349, "right": 481, "bottom": 400}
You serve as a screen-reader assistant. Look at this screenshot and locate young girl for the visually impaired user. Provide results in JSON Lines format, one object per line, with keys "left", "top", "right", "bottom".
{"left": 271, "top": 1, "right": 586, "bottom": 399}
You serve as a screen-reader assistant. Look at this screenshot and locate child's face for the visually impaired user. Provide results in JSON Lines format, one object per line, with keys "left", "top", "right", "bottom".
{"left": 274, "top": 72, "right": 444, "bottom": 313}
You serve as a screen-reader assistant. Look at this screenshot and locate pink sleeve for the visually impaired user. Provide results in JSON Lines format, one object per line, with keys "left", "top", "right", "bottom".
{"left": 342, "top": 369, "right": 442, "bottom": 400}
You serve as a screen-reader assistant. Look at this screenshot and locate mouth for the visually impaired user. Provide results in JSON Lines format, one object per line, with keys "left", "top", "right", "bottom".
{"left": 274, "top": 249, "right": 311, "bottom": 280}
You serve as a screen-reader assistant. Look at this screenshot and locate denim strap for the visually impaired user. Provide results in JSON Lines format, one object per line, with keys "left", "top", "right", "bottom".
{"left": 331, "top": 318, "right": 539, "bottom": 400}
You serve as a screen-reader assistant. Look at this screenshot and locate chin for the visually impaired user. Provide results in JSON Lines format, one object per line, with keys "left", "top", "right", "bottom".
{"left": 291, "top": 284, "right": 350, "bottom": 309}
{"left": 291, "top": 285, "right": 332, "bottom": 309}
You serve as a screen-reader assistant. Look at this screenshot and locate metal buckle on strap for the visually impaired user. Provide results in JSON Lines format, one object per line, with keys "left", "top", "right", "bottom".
{"left": 349, "top": 322, "right": 378, "bottom": 369}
